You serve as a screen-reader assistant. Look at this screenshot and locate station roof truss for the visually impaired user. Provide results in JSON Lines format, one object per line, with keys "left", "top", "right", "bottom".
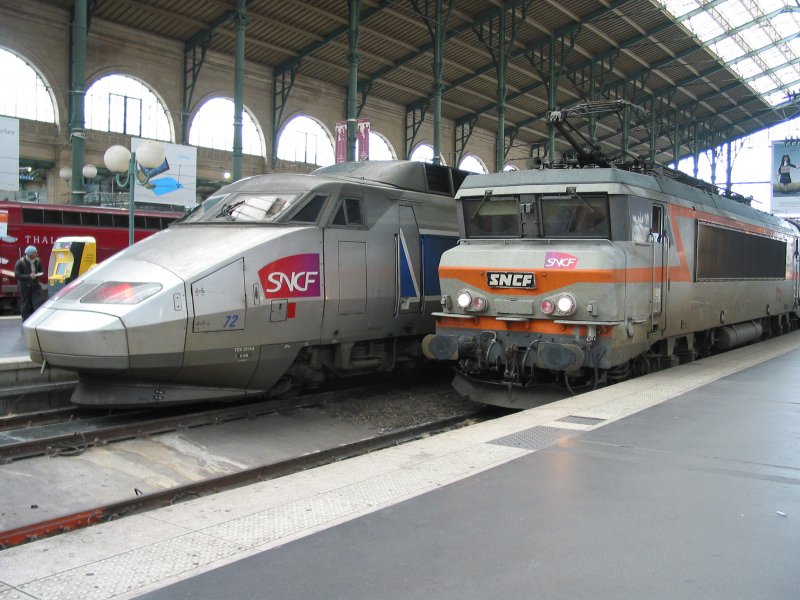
{"left": 48, "top": 0, "right": 800, "bottom": 168}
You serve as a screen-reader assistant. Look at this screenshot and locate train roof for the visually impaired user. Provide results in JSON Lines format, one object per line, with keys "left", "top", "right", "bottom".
{"left": 313, "top": 160, "right": 468, "bottom": 197}
{"left": 458, "top": 166, "right": 791, "bottom": 233}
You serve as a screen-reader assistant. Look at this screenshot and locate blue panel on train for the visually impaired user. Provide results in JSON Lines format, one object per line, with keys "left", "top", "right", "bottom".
{"left": 399, "top": 235, "right": 419, "bottom": 298}
{"left": 421, "top": 235, "right": 457, "bottom": 296}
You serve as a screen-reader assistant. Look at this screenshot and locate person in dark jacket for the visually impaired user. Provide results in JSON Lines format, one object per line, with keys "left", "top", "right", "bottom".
{"left": 14, "top": 245, "right": 44, "bottom": 321}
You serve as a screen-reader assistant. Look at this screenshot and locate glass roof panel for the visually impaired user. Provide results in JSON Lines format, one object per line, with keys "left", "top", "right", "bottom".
{"left": 686, "top": 13, "right": 725, "bottom": 40}
{"left": 732, "top": 58, "right": 763, "bottom": 80}
{"left": 750, "top": 76, "right": 777, "bottom": 95}
{"left": 709, "top": 37, "right": 745, "bottom": 61}
{"left": 660, "top": 0, "right": 800, "bottom": 107}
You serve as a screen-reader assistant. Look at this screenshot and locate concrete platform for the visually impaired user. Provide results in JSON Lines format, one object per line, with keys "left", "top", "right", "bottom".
{"left": 1, "top": 332, "right": 799, "bottom": 599}
{"left": 0, "top": 316, "right": 76, "bottom": 415}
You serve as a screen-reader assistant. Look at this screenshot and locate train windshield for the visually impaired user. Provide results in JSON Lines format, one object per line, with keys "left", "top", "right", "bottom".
{"left": 182, "top": 192, "right": 304, "bottom": 223}
{"left": 462, "top": 195, "right": 521, "bottom": 238}
{"left": 540, "top": 193, "right": 610, "bottom": 238}
{"left": 461, "top": 192, "right": 610, "bottom": 239}
{"left": 178, "top": 194, "right": 229, "bottom": 222}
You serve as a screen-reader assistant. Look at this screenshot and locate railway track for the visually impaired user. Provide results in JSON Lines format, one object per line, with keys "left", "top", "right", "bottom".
{"left": 0, "top": 381, "right": 432, "bottom": 463}
{"left": 0, "top": 404, "right": 491, "bottom": 549}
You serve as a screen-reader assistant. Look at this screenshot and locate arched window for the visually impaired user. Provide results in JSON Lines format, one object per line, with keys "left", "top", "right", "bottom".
{"left": 410, "top": 143, "right": 447, "bottom": 165}
{"left": 0, "top": 48, "right": 55, "bottom": 122}
{"left": 277, "top": 115, "right": 334, "bottom": 166}
{"left": 189, "top": 97, "right": 264, "bottom": 155}
{"left": 364, "top": 130, "right": 396, "bottom": 160}
{"left": 459, "top": 154, "right": 488, "bottom": 174}
{"left": 85, "top": 74, "right": 172, "bottom": 141}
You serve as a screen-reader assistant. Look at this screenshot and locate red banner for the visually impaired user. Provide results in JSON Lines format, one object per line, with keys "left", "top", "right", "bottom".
{"left": 335, "top": 119, "right": 370, "bottom": 162}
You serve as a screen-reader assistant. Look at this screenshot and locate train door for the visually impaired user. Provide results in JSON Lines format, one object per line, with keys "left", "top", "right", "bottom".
{"left": 184, "top": 258, "right": 258, "bottom": 385}
{"left": 650, "top": 204, "right": 668, "bottom": 333}
{"left": 322, "top": 193, "right": 368, "bottom": 341}
{"left": 396, "top": 205, "right": 422, "bottom": 314}
{"left": 794, "top": 239, "right": 800, "bottom": 308}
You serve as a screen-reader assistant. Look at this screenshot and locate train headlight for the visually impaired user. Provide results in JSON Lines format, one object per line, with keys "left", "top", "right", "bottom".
{"left": 470, "top": 295, "right": 488, "bottom": 311}
{"left": 456, "top": 290, "right": 488, "bottom": 312}
{"left": 457, "top": 290, "right": 473, "bottom": 309}
{"left": 80, "top": 281, "right": 163, "bottom": 305}
{"left": 540, "top": 299, "right": 555, "bottom": 315}
{"left": 555, "top": 293, "right": 577, "bottom": 316}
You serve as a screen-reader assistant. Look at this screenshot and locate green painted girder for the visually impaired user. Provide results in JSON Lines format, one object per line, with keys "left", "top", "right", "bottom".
{"left": 454, "top": 115, "right": 478, "bottom": 163}
{"left": 356, "top": 1, "right": 527, "bottom": 94}
{"left": 457, "top": 0, "right": 790, "bottom": 134}
{"left": 510, "top": 32, "right": 766, "bottom": 137}
{"left": 363, "top": 0, "right": 634, "bottom": 102}
{"left": 672, "top": 0, "right": 730, "bottom": 23}
{"left": 742, "top": 56, "right": 800, "bottom": 85}
{"left": 455, "top": 8, "right": 680, "bottom": 128}
{"left": 616, "top": 99, "right": 800, "bottom": 163}
{"left": 404, "top": 102, "right": 428, "bottom": 159}
{"left": 698, "top": 6, "right": 787, "bottom": 49}
{"left": 184, "top": 1, "right": 254, "bottom": 52}
{"left": 274, "top": 2, "right": 390, "bottom": 77}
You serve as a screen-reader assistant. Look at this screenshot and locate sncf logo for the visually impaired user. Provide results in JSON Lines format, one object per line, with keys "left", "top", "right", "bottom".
{"left": 258, "top": 253, "right": 321, "bottom": 298}
{"left": 544, "top": 251, "right": 579, "bottom": 269}
{"left": 487, "top": 272, "right": 535, "bottom": 289}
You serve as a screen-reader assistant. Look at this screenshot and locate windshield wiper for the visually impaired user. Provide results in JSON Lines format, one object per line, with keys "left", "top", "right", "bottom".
{"left": 470, "top": 189, "right": 493, "bottom": 222}
{"left": 217, "top": 199, "right": 246, "bottom": 220}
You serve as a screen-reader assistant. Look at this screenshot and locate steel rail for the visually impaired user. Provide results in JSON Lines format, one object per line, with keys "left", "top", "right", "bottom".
{"left": 0, "top": 383, "right": 401, "bottom": 462}
{"left": 0, "top": 411, "right": 483, "bottom": 549}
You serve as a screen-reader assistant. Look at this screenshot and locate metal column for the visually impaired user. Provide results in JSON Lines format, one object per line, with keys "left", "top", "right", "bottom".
{"left": 495, "top": 8, "right": 506, "bottom": 172}
{"left": 69, "top": 0, "right": 87, "bottom": 205}
{"left": 547, "top": 38, "right": 556, "bottom": 164}
{"left": 346, "top": 0, "right": 361, "bottom": 162}
{"left": 232, "top": 0, "right": 247, "bottom": 181}
{"left": 432, "top": 0, "right": 443, "bottom": 165}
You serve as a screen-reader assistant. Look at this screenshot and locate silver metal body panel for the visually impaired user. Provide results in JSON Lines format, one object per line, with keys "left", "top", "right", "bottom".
{"left": 429, "top": 167, "right": 800, "bottom": 402}
{"left": 22, "top": 162, "right": 461, "bottom": 404}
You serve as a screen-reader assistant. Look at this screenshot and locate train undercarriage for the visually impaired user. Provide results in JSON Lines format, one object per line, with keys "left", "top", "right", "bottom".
{"left": 442, "top": 314, "right": 799, "bottom": 409}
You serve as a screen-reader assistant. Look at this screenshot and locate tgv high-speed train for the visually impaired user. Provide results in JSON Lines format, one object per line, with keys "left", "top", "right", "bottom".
{"left": 422, "top": 164, "right": 800, "bottom": 408}
{"left": 24, "top": 161, "right": 466, "bottom": 406}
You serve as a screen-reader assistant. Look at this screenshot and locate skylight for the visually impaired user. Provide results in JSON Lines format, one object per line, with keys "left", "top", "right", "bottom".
{"left": 659, "top": 0, "right": 800, "bottom": 107}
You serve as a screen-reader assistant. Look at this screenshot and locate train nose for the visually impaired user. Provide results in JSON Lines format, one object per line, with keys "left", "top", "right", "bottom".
{"left": 27, "top": 308, "right": 129, "bottom": 372}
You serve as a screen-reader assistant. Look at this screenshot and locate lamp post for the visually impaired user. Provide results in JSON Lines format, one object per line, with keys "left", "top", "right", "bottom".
{"left": 103, "top": 140, "right": 166, "bottom": 245}
{"left": 58, "top": 164, "right": 97, "bottom": 204}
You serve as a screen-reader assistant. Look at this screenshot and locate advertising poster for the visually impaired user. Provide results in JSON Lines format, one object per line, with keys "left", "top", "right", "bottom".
{"left": 131, "top": 138, "right": 197, "bottom": 208}
{"left": 334, "top": 118, "right": 370, "bottom": 163}
{"left": 771, "top": 140, "right": 800, "bottom": 215}
{"left": 0, "top": 116, "right": 20, "bottom": 192}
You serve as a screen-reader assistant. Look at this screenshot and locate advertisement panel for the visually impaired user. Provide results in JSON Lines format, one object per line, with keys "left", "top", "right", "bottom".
{"left": 771, "top": 140, "right": 800, "bottom": 215}
{"left": 131, "top": 138, "right": 197, "bottom": 208}
{"left": 0, "top": 116, "right": 20, "bottom": 192}
{"left": 334, "top": 118, "right": 370, "bottom": 163}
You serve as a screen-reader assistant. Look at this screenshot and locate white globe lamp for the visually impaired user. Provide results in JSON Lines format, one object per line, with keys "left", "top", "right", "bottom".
{"left": 136, "top": 140, "right": 166, "bottom": 169}
{"left": 104, "top": 145, "right": 131, "bottom": 173}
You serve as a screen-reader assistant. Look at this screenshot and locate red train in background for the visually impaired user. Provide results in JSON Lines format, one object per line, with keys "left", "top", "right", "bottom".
{"left": 0, "top": 200, "right": 181, "bottom": 312}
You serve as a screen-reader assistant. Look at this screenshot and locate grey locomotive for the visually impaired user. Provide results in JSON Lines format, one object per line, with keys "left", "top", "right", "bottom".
{"left": 23, "top": 161, "right": 466, "bottom": 406}
{"left": 422, "top": 165, "right": 800, "bottom": 408}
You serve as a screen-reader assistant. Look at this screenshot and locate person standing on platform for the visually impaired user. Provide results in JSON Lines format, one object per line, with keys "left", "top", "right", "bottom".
{"left": 14, "top": 245, "right": 44, "bottom": 321}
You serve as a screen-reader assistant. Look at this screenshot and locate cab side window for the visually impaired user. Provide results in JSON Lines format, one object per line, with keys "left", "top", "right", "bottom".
{"left": 332, "top": 197, "right": 364, "bottom": 227}
{"left": 651, "top": 204, "right": 664, "bottom": 240}
{"left": 289, "top": 194, "right": 327, "bottom": 224}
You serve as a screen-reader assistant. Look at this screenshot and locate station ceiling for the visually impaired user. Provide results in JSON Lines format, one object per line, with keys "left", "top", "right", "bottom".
{"left": 46, "top": 0, "right": 800, "bottom": 168}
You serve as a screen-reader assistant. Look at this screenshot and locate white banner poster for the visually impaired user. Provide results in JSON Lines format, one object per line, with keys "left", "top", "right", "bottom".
{"left": 771, "top": 141, "right": 800, "bottom": 215}
{"left": 131, "top": 138, "right": 197, "bottom": 208}
{"left": 0, "top": 116, "right": 20, "bottom": 192}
